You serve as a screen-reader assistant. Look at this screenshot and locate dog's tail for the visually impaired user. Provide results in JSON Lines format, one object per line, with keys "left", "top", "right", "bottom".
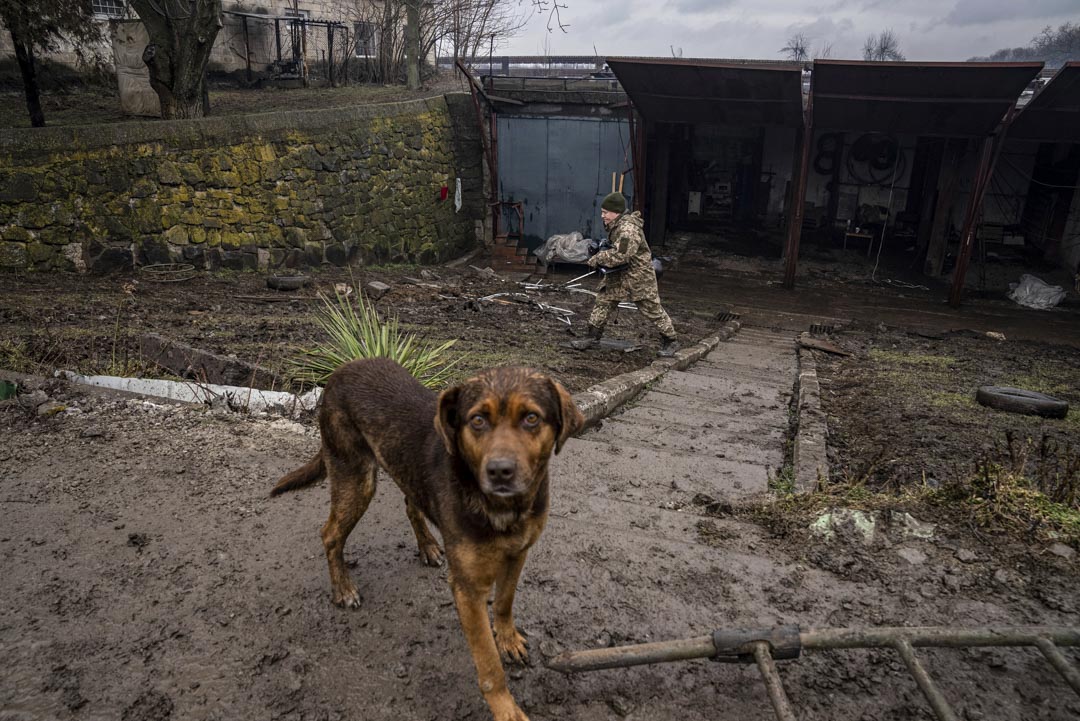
{"left": 270, "top": 450, "right": 326, "bottom": 497}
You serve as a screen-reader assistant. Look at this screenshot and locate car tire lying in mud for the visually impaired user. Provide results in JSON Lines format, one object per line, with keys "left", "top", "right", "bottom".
{"left": 975, "top": 386, "right": 1070, "bottom": 418}
{"left": 266, "top": 274, "right": 310, "bottom": 291}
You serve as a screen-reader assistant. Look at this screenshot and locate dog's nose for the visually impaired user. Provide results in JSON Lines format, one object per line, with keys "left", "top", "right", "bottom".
{"left": 485, "top": 458, "right": 517, "bottom": 487}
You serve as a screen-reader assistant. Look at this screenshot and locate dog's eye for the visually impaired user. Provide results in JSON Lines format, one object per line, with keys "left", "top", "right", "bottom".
{"left": 522, "top": 412, "right": 540, "bottom": 428}
{"left": 469, "top": 414, "right": 488, "bottom": 431}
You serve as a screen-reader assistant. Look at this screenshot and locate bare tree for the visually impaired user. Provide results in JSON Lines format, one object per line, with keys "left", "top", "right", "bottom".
{"left": 814, "top": 41, "right": 833, "bottom": 60}
{"left": 0, "top": 0, "right": 102, "bottom": 127}
{"left": 780, "top": 33, "right": 809, "bottom": 63}
{"left": 971, "top": 21, "right": 1080, "bottom": 67}
{"left": 129, "top": 0, "right": 224, "bottom": 119}
{"left": 863, "top": 29, "right": 905, "bottom": 61}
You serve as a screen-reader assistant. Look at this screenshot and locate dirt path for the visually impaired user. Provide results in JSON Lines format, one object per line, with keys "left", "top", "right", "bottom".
{"left": 2, "top": 320, "right": 1077, "bottom": 720}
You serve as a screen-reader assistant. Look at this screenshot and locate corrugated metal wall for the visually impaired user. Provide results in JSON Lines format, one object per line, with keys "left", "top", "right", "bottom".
{"left": 496, "top": 115, "right": 634, "bottom": 248}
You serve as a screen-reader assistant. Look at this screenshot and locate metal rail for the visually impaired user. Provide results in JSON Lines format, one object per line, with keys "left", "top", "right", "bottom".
{"left": 547, "top": 625, "right": 1080, "bottom": 721}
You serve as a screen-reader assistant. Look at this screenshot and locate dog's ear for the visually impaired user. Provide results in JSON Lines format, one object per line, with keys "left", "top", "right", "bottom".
{"left": 548, "top": 378, "right": 584, "bottom": 454}
{"left": 435, "top": 385, "right": 461, "bottom": 456}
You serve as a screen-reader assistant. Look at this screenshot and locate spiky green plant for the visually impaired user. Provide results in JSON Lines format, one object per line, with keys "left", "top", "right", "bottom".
{"left": 290, "top": 290, "right": 460, "bottom": 388}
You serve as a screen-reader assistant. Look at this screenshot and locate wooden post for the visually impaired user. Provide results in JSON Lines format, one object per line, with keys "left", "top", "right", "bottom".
{"left": 649, "top": 124, "right": 671, "bottom": 247}
{"left": 783, "top": 120, "right": 812, "bottom": 289}
{"left": 328, "top": 24, "right": 335, "bottom": 86}
{"left": 242, "top": 16, "right": 252, "bottom": 83}
{"left": 274, "top": 19, "right": 282, "bottom": 64}
{"left": 949, "top": 132, "right": 1003, "bottom": 307}
{"left": 924, "top": 138, "right": 966, "bottom": 277}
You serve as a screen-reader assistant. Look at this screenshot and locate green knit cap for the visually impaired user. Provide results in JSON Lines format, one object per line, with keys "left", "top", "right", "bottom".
{"left": 601, "top": 192, "right": 627, "bottom": 214}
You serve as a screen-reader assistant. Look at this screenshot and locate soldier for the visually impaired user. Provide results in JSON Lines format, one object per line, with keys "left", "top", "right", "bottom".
{"left": 570, "top": 192, "right": 679, "bottom": 357}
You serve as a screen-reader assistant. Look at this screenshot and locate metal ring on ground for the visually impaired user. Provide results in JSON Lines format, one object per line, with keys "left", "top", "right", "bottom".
{"left": 139, "top": 263, "right": 197, "bottom": 283}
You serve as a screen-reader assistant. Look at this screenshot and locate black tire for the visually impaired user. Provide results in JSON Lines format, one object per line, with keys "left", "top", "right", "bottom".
{"left": 975, "top": 386, "right": 1069, "bottom": 419}
{"left": 267, "top": 275, "right": 309, "bottom": 291}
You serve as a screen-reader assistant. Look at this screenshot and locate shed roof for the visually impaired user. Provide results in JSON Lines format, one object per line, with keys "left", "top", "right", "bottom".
{"left": 1008, "top": 62, "right": 1080, "bottom": 143}
{"left": 606, "top": 57, "right": 805, "bottom": 128}
{"left": 810, "top": 60, "right": 1043, "bottom": 137}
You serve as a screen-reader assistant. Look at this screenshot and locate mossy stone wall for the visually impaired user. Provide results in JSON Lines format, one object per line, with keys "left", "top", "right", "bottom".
{"left": 0, "top": 94, "right": 484, "bottom": 273}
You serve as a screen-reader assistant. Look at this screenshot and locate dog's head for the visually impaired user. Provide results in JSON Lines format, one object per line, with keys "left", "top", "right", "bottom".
{"left": 435, "top": 367, "right": 584, "bottom": 505}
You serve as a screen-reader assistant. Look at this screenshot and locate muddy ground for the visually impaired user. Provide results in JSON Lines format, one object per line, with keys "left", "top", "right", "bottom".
{"left": 0, "top": 263, "right": 711, "bottom": 395}
{"left": 2, "top": 248, "right": 1079, "bottom": 721}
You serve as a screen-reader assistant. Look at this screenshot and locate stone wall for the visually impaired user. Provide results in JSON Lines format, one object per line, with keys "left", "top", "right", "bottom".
{"left": 0, "top": 94, "right": 484, "bottom": 273}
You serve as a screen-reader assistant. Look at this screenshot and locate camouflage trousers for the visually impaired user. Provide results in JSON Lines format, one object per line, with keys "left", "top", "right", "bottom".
{"left": 588, "top": 296, "right": 676, "bottom": 338}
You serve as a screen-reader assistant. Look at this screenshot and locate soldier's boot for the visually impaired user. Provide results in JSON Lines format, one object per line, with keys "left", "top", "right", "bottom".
{"left": 657, "top": 335, "right": 680, "bottom": 358}
{"left": 570, "top": 325, "right": 603, "bottom": 350}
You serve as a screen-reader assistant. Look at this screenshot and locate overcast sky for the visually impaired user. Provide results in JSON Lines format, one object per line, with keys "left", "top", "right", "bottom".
{"left": 502, "top": 0, "right": 1077, "bottom": 61}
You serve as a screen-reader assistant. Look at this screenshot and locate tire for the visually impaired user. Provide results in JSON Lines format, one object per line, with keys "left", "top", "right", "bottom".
{"left": 267, "top": 275, "right": 309, "bottom": 291}
{"left": 975, "top": 386, "right": 1069, "bottom": 419}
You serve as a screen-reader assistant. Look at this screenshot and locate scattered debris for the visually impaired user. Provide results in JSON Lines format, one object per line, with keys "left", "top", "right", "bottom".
{"left": 141, "top": 333, "right": 266, "bottom": 387}
{"left": 468, "top": 265, "right": 504, "bottom": 282}
{"left": 366, "top": 280, "right": 392, "bottom": 299}
{"left": 975, "top": 386, "right": 1069, "bottom": 419}
{"left": 1048, "top": 542, "right": 1075, "bottom": 561}
{"left": 333, "top": 283, "right": 353, "bottom": 299}
{"left": 986, "top": 331, "right": 1007, "bottom": 341}
{"left": 798, "top": 332, "right": 852, "bottom": 356}
{"left": 266, "top": 275, "right": 310, "bottom": 291}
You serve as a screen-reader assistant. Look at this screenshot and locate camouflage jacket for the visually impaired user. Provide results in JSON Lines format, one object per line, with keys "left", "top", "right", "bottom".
{"left": 586, "top": 211, "right": 659, "bottom": 302}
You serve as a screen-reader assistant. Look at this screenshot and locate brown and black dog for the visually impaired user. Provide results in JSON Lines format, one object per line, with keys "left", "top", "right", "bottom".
{"left": 271, "top": 357, "right": 583, "bottom": 721}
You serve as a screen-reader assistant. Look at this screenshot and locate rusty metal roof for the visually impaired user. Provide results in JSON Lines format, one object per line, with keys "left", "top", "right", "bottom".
{"left": 810, "top": 60, "right": 1043, "bottom": 137}
{"left": 1009, "top": 62, "right": 1080, "bottom": 142}
{"left": 606, "top": 57, "right": 805, "bottom": 127}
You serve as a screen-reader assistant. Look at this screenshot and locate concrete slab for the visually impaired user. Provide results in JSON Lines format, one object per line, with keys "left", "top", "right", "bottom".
{"left": 551, "top": 437, "right": 768, "bottom": 500}
{"left": 611, "top": 404, "right": 787, "bottom": 443}
{"left": 630, "top": 388, "right": 786, "bottom": 419}
{"left": 590, "top": 418, "right": 784, "bottom": 467}
{"left": 651, "top": 370, "right": 791, "bottom": 408}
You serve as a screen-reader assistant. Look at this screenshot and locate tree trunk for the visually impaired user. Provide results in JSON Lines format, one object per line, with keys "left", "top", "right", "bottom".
{"left": 11, "top": 31, "right": 44, "bottom": 128}
{"left": 406, "top": 0, "right": 420, "bottom": 89}
{"left": 130, "top": 0, "right": 223, "bottom": 120}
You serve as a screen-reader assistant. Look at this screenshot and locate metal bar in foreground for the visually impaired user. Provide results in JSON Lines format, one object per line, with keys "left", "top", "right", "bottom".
{"left": 546, "top": 626, "right": 1080, "bottom": 673}
{"left": 749, "top": 641, "right": 798, "bottom": 721}
{"left": 892, "top": 639, "right": 959, "bottom": 721}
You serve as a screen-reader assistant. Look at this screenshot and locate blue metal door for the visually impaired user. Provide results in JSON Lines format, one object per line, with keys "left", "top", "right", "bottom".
{"left": 496, "top": 115, "right": 634, "bottom": 249}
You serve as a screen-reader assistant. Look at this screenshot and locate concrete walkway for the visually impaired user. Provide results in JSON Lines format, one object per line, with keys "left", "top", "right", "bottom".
{"left": 552, "top": 326, "right": 796, "bottom": 516}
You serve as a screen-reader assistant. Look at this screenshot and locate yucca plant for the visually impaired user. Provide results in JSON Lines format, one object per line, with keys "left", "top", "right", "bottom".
{"left": 290, "top": 290, "right": 460, "bottom": 388}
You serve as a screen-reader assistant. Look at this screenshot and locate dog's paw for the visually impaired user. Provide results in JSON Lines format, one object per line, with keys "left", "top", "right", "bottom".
{"left": 419, "top": 542, "right": 444, "bottom": 567}
{"left": 332, "top": 584, "right": 362, "bottom": 609}
{"left": 488, "top": 695, "right": 530, "bottom": 721}
{"left": 494, "top": 626, "right": 529, "bottom": 664}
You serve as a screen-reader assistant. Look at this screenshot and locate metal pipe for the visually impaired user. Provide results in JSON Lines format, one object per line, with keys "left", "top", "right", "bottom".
{"left": 750, "top": 641, "right": 798, "bottom": 721}
{"left": 547, "top": 635, "right": 715, "bottom": 673}
{"left": 893, "top": 639, "right": 959, "bottom": 721}
{"left": 801, "top": 627, "right": 1080, "bottom": 649}
{"left": 547, "top": 626, "right": 1080, "bottom": 675}
{"left": 1035, "top": 637, "right": 1080, "bottom": 697}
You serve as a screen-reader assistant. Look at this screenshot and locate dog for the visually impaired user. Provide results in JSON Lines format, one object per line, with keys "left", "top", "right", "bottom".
{"left": 271, "top": 358, "right": 583, "bottom": 721}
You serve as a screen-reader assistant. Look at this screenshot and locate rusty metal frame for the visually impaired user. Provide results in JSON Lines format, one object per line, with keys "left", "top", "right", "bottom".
{"left": 548, "top": 625, "right": 1080, "bottom": 721}
{"left": 947, "top": 105, "right": 1017, "bottom": 307}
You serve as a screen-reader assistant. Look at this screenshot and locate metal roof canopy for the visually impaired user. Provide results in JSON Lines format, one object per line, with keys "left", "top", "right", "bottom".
{"left": 1009, "top": 62, "right": 1080, "bottom": 143}
{"left": 606, "top": 57, "right": 805, "bottom": 127}
{"left": 811, "top": 60, "right": 1043, "bottom": 137}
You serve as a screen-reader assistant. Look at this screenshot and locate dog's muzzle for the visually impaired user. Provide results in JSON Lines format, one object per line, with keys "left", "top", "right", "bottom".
{"left": 483, "top": 457, "right": 521, "bottom": 498}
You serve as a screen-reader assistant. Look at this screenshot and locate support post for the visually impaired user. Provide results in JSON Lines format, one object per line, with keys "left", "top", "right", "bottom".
{"left": 242, "top": 16, "right": 252, "bottom": 83}
{"left": 274, "top": 19, "right": 282, "bottom": 64}
{"left": 327, "top": 24, "right": 335, "bottom": 86}
{"left": 925, "top": 139, "right": 966, "bottom": 276}
{"left": 783, "top": 118, "right": 812, "bottom": 289}
{"left": 949, "top": 106, "right": 1015, "bottom": 307}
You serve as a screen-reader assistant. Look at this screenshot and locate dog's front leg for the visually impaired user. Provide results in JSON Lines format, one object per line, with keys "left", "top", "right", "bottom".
{"left": 492, "top": 551, "right": 529, "bottom": 663}
{"left": 450, "top": 567, "right": 529, "bottom": 721}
